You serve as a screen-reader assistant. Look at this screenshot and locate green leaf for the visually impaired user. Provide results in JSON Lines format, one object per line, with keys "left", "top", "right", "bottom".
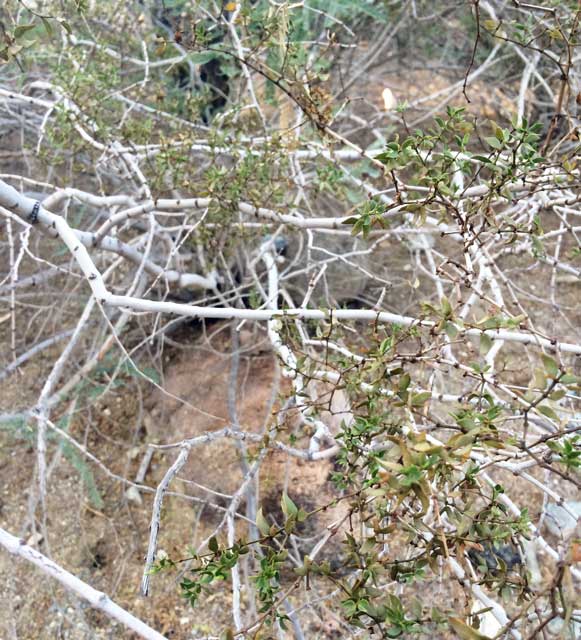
{"left": 549, "top": 389, "right": 566, "bottom": 401}
{"left": 14, "top": 24, "right": 36, "bottom": 39}
{"left": 537, "top": 405, "right": 560, "bottom": 422}
{"left": 445, "top": 321, "right": 458, "bottom": 339}
{"left": 187, "top": 51, "right": 220, "bottom": 65}
{"left": 412, "top": 482, "right": 430, "bottom": 514}
{"left": 379, "top": 337, "right": 392, "bottom": 355}
{"left": 41, "top": 17, "right": 54, "bottom": 37}
{"left": 532, "top": 368, "right": 547, "bottom": 390}
{"left": 399, "top": 373, "right": 411, "bottom": 392}
{"left": 357, "top": 598, "right": 373, "bottom": 615}
{"left": 441, "top": 296, "right": 452, "bottom": 318}
{"left": 541, "top": 354, "right": 559, "bottom": 378}
{"left": 58, "top": 19, "right": 72, "bottom": 34}
{"left": 411, "top": 392, "right": 432, "bottom": 407}
{"left": 485, "top": 136, "right": 503, "bottom": 150}
{"left": 281, "top": 492, "right": 298, "bottom": 518}
{"left": 256, "top": 508, "right": 270, "bottom": 537}
{"left": 479, "top": 333, "right": 493, "bottom": 355}
{"left": 494, "top": 125, "right": 505, "bottom": 142}
{"left": 208, "top": 536, "right": 219, "bottom": 553}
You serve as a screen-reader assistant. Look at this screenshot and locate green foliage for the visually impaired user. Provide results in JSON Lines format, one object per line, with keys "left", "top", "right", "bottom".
{"left": 547, "top": 435, "right": 581, "bottom": 470}
{"left": 180, "top": 540, "right": 247, "bottom": 607}
{"left": 163, "top": 500, "right": 302, "bottom": 628}
{"left": 344, "top": 197, "right": 389, "bottom": 238}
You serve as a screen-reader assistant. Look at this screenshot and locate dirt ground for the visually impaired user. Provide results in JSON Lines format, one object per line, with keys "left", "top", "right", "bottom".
{"left": 0, "top": 311, "right": 354, "bottom": 638}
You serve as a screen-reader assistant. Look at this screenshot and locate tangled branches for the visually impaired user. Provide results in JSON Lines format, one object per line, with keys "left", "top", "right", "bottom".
{"left": 0, "top": 1, "right": 580, "bottom": 638}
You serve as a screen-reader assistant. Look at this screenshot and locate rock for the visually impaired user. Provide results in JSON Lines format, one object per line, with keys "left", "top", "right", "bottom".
{"left": 125, "top": 485, "right": 143, "bottom": 505}
{"left": 26, "top": 532, "right": 43, "bottom": 547}
{"left": 382, "top": 87, "right": 397, "bottom": 111}
{"left": 128, "top": 446, "right": 141, "bottom": 460}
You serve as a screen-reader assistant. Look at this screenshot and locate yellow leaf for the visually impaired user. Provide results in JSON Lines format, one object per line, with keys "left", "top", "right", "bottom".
{"left": 448, "top": 617, "right": 491, "bottom": 639}
{"left": 375, "top": 458, "right": 403, "bottom": 473}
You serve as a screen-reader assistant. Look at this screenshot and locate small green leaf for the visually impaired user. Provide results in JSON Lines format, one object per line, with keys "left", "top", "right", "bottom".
{"left": 281, "top": 492, "right": 298, "bottom": 518}
{"left": 441, "top": 296, "right": 452, "bottom": 318}
{"left": 532, "top": 368, "right": 547, "bottom": 390}
{"left": 445, "top": 321, "right": 458, "bottom": 339}
{"left": 14, "top": 24, "right": 36, "bottom": 39}
{"left": 479, "top": 333, "right": 493, "bottom": 355}
{"left": 208, "top": 536, "right": 219, "bottom": 553}
{"left": 256, "top": 508, "right": 270, "bottom": 537}
{"left": 379, "top": 337, "right": 392, "bottom": 355}
{"left": 537, "top": 405, "right": 560, "bottom": 422}
{"left": 411, "top": 392, "right": 432, "bottom": 407}
{"left": 399, "top": 373, "right": 411, "bottom": 392}
{"left": 549, "top": 389, "right": 566, "bottom": 401}
{"left": 483, "top": 19, "right": 499, "bottom": 30}
{"left": 188, "top": 51, "right": 220, "bottom": 65}
{"left": 485, "top": 136, "right": 503, "bottom": 150}
{"left": 41, "top": 17, "right": 54, "bottom": 37}
{"left": 58, "top": 19, "right": 72, "bottom": 34}
{"left": 541, "top": 354, "right": 559, "bottom": 378}
{"left": 473, "top": 155, "right": 493, "bottom": 163}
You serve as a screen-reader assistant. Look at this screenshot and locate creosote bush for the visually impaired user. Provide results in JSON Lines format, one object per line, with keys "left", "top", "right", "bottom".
{"left": 0, "top": 1, "right": 580, "bottom": 639}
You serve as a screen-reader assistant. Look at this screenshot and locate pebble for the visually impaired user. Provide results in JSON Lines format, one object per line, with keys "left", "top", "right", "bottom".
{"left": 26, "top": 532, "right": 43, "bottom": 547}
{"left": 125, "top": 486, "right": 143, "bottom": 505}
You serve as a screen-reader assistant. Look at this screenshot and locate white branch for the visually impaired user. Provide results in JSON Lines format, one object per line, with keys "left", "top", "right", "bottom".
{"left": 141, "top": 445, "right": 191, "bottom": 596}
{"left": 0, "top": 526, "right": 167, "bottom": 640}
{"left": 1, "top": 178, "right": 579, "bottom": 355}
